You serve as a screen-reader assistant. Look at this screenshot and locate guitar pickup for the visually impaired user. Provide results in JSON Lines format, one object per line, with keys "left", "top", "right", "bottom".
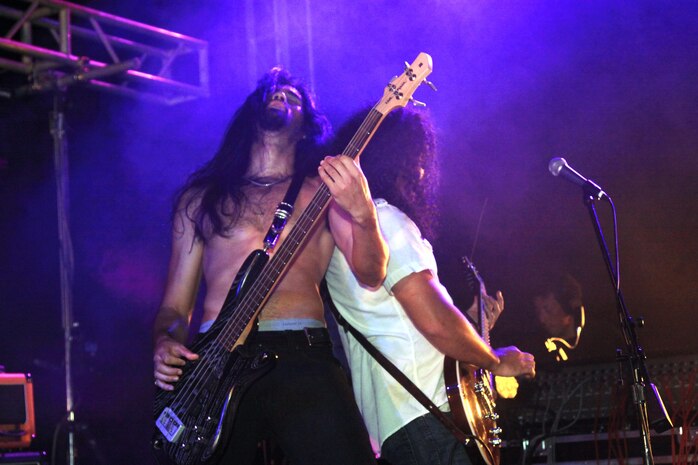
{"left": 156, "top": 407, "right": 185, "bottom": 443}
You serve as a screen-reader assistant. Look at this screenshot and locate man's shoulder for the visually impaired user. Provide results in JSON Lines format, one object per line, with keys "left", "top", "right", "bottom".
{"left": 374, "top": 198, "right": 399, "bottom": 213}
{"left": 375, "top": 199, "right": 412, "bottom": 227}
{"left": 172, "top": 187, "right": 205, "bottom": 222}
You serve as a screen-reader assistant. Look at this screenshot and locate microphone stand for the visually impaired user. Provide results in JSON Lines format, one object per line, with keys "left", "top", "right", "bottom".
{"left": 583, "top": 192, "right": 670, "bottom": 465}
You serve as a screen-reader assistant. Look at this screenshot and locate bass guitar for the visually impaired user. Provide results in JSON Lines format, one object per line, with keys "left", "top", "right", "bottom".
{"left": 152, "top": 53, "right": 434, "bottom": 465}
{"left": 443, "top": 256, "right": 501, "bottom": 465}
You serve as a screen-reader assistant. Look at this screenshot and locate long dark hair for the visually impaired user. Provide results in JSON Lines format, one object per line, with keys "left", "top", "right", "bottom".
{"left": 175, "top": 67, "right": 331, "bottom": 240}
{"left": 334, "top": 106, "right": 439, "bottom": 241}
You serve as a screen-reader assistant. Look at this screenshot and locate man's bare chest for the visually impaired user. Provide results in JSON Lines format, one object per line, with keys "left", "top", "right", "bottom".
{"left": 214, "top": 180, "right": 322, "bottom": 249}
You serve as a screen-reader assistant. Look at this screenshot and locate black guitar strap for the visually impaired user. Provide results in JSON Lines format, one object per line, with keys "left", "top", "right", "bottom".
{"left": 321, "top": 281, "right": 474, "bottom": 446}
{"left": 262, "top": 166, "right": 307, "bottom": 252}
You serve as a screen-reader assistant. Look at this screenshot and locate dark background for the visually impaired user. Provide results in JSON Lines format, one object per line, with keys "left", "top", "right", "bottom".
{"left": 1, "top": 1, "right": 696, "bottom": 463}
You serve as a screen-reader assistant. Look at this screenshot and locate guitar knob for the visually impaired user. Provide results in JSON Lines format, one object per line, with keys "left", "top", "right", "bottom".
{"left": 489, "top": 437, "right": 502, "bottom": 446}
{"left": 474, "top": 382, "right": 484, "bottom": 393}
{"left": 485, "top": 412, "right": 499, "bottom": 420}
{"left": 424, "top": 79, "right": 438, "bottom": 91}
{"left": 489, "top": 427, "right": 502, "bottom": 435}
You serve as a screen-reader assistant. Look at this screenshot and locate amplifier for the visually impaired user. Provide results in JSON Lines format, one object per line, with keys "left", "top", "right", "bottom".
{"left": 0, "top": 374, "right": 35, "bottom": 449}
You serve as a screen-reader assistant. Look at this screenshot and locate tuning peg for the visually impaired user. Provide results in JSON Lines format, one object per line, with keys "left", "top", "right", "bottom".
{"left": 409, "top": 97, "right": 426, "bottom": 107}
{"left": 403, "top": 62, "right": 417, "bottom": 80}
{"left": 388, "top": 75, "right": 398, "bottom": 84}
{"left": 424, "top": 79, "right": 437, "bottom": 91}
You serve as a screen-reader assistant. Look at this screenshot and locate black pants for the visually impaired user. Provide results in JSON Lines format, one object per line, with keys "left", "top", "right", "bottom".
{"left": 220, "top": 329, "right": 377, "bottom": 465}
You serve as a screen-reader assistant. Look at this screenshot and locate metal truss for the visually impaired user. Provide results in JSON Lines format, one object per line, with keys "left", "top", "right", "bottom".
{"left": 0, "top": 0, "right": 208, "bottom": 104}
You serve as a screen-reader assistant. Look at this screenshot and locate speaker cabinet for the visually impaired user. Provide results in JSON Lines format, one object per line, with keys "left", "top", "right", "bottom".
{"left": 0, "top": 374, "right": 35, "bottom": 449}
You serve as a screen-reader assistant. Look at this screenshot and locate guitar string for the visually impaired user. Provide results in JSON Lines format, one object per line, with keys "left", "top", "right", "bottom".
{"left": 167, "top": 109, "right": 385, "bottom": 413}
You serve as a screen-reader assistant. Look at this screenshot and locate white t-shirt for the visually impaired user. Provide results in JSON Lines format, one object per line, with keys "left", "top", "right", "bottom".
{"left": 326, "top": 199, "right": 450, "bottom": 451}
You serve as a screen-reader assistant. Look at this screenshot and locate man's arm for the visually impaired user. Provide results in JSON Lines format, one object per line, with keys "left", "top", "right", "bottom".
{"left": 320, "top": 155, "right": 388, "bottom": 287}
{"left": 393, "top": 270, "right": 535, "bottom": 377}
{"left": 153, "top": 202, "right": 203, "bottom": 391}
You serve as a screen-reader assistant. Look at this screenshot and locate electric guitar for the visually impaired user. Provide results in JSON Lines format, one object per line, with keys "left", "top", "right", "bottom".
{"left": 443, "top": 256, "right": 501, "bottom": 465}
{"left": 152, "top": 53, "right": 434, "bottom": 465}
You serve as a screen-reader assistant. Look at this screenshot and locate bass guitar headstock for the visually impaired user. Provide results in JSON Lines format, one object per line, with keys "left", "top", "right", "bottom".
{"left": 374, "top": 52, "right": 436, "bottom": 116}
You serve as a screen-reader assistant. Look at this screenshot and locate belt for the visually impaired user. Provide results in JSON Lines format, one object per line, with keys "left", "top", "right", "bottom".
{"left": 248, "top": 328, "right": 331, "bottom": 348}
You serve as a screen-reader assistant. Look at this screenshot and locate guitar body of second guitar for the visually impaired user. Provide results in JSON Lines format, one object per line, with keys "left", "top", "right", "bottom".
{"left": 444, "top": 358, "right": 500, "bottom": 465}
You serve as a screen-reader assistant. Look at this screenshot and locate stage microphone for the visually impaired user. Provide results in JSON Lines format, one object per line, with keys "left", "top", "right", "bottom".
{"left": 548, "top": 157, "right": 607, "bottom": 200}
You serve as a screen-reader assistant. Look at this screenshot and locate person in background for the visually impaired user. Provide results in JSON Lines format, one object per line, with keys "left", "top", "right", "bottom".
{"left": 532, "top": 273, "right": 585, "bottom": 363}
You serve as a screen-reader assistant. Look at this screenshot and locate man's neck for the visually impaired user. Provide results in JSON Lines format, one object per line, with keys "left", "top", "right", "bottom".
{"left": 247, "top": 129, "right": 300, "bottom": 178}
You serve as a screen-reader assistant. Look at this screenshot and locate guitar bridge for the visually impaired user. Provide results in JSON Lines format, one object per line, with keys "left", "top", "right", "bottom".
{"left": 156, "top": 407, "right": 185, "bottom": 443}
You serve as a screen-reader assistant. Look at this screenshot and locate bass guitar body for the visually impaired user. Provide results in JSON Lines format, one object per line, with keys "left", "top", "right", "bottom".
{"left": 152, "top": 250, "right": 276, "bottom": 465}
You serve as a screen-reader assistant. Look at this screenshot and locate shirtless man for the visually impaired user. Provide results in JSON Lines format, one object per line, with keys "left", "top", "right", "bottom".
{"left": 153, "top": 67, "right": 386, "bottom": 464}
